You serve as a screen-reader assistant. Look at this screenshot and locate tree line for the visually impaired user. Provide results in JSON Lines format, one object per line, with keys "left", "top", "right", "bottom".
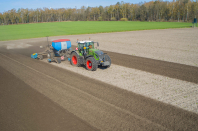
{"left": 0, "top": 0, "right": 198, "bottom": 25}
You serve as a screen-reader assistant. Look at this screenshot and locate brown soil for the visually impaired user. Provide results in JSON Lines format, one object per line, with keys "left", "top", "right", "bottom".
{"left": 0, "top": 28, "right": 198, "bottom": 130}
{"left": 0, "top": 64, "right": 98, "bottom": 131}
{"left": 0, "top": 50, "right": 198, "bottom": 130}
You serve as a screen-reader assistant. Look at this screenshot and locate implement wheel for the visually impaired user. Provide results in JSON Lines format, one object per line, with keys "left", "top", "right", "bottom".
{"left": 85, "top": 57, "right": 97, "bottom": 71}
{"left": 70, "top": 52, "right": 81, "bottom": 67}
{"left": 39, "top": 55, "right": 43, "bottom": 60}
{"left": 47, "top": 51, "right": 55, "bottom": 59}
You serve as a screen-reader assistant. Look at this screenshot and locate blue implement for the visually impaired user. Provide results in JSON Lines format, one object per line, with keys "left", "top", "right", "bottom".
{"left": 52, "top": 39, "right": 71, "bottom": 51}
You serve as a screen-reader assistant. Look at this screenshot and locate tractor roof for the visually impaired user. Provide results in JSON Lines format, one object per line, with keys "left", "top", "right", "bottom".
{"left": 78, "top": 40, "right": 93, "bottom": 43}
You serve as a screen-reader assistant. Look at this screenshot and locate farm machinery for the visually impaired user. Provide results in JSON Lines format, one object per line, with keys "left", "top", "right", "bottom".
{"left": 31, "top": 38, "right": 111, "bottom": 71}
{"left": 70, "top": 40, "right": 111, "bottom": 71}
{"left": 31, "top": 38, "right": 72, "bottom": 63}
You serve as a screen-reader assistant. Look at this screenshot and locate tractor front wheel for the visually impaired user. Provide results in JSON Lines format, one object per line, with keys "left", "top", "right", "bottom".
{"left": 85, "top": 57, "right": 97, "bottom": 71}
{"left": 70, "top": 52, "right": 81, "bottom": 67}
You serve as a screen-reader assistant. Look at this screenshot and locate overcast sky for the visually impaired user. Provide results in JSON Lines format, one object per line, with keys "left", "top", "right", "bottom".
{"left": 0, "top": 0, "right": 169, "bottom": 13}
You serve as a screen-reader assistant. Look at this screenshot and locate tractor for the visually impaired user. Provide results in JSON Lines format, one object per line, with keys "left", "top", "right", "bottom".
{"left": 70, "top": 39, "right": 111, "bottom": 71}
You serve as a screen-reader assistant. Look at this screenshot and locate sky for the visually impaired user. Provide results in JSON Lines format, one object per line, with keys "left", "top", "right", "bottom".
{"left": 0, "top": 0, "right": 165, "bottom": 13}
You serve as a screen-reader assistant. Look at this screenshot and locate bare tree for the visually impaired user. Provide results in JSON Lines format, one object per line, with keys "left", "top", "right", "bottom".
{"left": 1, "top": 0, "right": 197, "bottom": 24}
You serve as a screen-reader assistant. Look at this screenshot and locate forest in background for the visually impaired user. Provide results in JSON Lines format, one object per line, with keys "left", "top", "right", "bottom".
{"left": 0, "top": 0, "right": 198, "bottom": 25}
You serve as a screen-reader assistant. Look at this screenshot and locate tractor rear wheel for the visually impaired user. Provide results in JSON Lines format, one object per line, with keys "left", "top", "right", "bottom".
{"left": 70, "top": 52, "right": 81, "bottom": 67}
{"left": 85, "top": 57, "right": 97, "bottom": 71}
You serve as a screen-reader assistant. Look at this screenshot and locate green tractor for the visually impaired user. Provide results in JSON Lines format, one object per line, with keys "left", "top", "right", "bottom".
{"left": 70, "top": 40, "right": 111, "bottom": 71}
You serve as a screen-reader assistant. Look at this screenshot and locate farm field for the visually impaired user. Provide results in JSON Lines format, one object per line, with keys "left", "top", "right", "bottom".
{"left": 0, "top": 21, "right": 192, "bottom": 41}
{"left": 0, "top": 28, "right": 198, "bottom": 130}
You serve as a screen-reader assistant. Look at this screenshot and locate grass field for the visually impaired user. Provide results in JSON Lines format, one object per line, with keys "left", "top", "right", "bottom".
{"left": 0, "top": 21, "right": 191, "bottom": 41}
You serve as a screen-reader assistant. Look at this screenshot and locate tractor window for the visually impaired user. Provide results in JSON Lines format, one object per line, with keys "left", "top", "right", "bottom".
{"left": 78, "top": 42, "right": 94, "bottom": 49}
{"left": 87, "top": 42, "right": 94, "bottom": 49}
{"left": 78, "top": 43, "right": 84, "bottom": 50}
{"left": 78, "top": 43, "right": 84, "bottom": 54}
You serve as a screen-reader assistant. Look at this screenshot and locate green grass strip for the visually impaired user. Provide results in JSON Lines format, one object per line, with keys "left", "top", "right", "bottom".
{"left": 0, "top": 21, "right": 191, "bottom": 41}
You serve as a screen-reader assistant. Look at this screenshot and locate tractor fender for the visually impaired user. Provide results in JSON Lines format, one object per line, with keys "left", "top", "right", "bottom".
{"left": 84, "top": 55, "right": 95, "bottom": 65}
{"left": 71, "top": 51, "right": 80, "bottom": 56}
{"left": 85, "top": 55, "right": 92, "bottom": 59}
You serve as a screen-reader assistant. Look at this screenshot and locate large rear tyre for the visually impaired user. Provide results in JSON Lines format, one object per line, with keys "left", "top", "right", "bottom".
{"left": 85, "top": 57, "right": 97, "bottom": 71}
{"left": 70, "top": 52, "right": 81, "bottom": 67}
{"left": 104, "top": 54, "right": 111, "bottom": 68}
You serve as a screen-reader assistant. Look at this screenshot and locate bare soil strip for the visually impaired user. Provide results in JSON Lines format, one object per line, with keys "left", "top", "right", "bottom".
{"left": 0, "top": 52, "right": 198, "bottom": 130}
{"left": 107, "top": 51, "right": 198, "bottom": 83}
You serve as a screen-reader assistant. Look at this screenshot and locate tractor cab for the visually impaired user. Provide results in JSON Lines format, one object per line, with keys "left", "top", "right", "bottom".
{"left": 77, "top": 40, "right": 94, "bottom": 49}
{"left": 77, "top": 40, "right": 98, "bottom": 56}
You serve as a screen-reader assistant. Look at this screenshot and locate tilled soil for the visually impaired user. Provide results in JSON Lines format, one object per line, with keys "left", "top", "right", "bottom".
{"left": 0, "top": 28, "right": 198, "bottom": 130}
{"left": 0, "top": 53, "right": 198, "bottom": 130}
{"left": 3, "top": 40, "right": 197, "bottom": 113}
{"left": 0, "top": 65, "right": 98, "bottom": 131}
